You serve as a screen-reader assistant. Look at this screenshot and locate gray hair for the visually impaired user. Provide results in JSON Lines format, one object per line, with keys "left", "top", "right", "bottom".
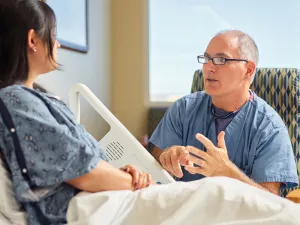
{"left": 214, "top": 29, "right": 259, "bottom": 83}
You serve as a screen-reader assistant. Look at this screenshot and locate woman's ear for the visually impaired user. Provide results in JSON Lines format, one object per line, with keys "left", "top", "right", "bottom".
{"left": 27, "top": 29, "right": 37, "bottom": 52}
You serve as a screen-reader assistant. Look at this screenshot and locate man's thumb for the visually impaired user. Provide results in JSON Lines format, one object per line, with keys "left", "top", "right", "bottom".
{"left": 217, "top": 131, "right": 226, "bottom": 149}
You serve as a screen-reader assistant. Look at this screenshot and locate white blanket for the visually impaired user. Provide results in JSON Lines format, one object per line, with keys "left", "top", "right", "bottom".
{"left": 66, "top": 177, "right": 300, "bottom": 225}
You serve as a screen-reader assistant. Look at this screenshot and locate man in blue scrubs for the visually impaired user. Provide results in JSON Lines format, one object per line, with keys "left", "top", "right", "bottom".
{"left": 149, "top": 29, "right": 298, "bottom": 195}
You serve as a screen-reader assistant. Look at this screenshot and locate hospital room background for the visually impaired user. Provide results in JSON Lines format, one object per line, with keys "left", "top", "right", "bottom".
{"left": 37, "top": 0, "right": 300, "bottom": 177}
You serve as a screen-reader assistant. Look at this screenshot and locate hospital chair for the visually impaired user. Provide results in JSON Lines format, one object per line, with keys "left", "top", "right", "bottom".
{"left": 191, "top": 68, "right": 300, "bottom": 197}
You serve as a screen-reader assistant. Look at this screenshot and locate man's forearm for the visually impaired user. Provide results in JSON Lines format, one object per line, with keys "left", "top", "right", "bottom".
{"left": 226, "top": 161, "right": 278, "bottom": 194}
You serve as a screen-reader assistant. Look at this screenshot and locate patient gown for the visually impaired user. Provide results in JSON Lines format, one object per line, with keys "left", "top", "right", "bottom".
{"left": 0, "top": 85, "right": 107, "bottom": 225}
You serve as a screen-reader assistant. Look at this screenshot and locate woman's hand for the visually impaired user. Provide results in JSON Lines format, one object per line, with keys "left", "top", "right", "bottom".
{"left": 120, "top": 165, "right": 153, "bottom": 190}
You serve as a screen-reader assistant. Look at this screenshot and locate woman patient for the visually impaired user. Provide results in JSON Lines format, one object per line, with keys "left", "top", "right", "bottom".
{"left": 0, "top": 0, "right": 152, "bottom": 224}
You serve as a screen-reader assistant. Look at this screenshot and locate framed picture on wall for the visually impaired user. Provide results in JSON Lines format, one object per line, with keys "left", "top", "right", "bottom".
{"left": 45, "top": 0, "right": 88, "bottom": 53}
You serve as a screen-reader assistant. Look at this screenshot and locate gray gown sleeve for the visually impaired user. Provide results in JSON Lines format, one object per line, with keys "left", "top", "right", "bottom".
{"left": 0, "top": 86, "right": 106, "bottom": 188}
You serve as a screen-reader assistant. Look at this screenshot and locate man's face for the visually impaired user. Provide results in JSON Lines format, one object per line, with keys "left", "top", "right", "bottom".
{"left": 202, "top": 35, "right": 250, "bottom": 97}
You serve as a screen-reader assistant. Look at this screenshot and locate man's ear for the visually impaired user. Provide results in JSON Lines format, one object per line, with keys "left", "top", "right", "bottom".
{"left": 27, "top": 29, "right": 37, "bottom": 52}
{"left": 246, "top": 61, "right": 256, "bottom": 79}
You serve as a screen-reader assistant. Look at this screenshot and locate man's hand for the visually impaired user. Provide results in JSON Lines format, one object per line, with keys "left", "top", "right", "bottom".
{"left": 184, "top": 131, "right": 231, "bottom": 177}
{"left": 159, "top": 145, "right": 192, "bottom": 178}
{"left": 120, "top": 165, "right": 153, "bottom": 190}
{"left": 183, "top": 132, "right": 280, "bottom": 195}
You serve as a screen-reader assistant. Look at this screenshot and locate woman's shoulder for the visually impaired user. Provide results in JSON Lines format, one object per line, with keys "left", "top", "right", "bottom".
{"left": 0, "top": 85, "right": 46, "bottom": 108}
{"left": 0, "top": 84, "right": 60, "bottom": 103}
{"left": 0, "top": 85, "right": 78, "bottom": 135}
{"left": 0, "top": 84, "right": 38, "bottom": 98}
{"left": 0, "top": 85, "right": 69, "bottom": 120}
{"left": 0, "top": 84, "right": 26, "bottom": 95}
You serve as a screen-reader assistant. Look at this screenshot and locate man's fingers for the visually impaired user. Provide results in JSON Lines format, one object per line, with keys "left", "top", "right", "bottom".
{"left": 187, "top": 154, "right": 206, "bottom": 168}
{"left": 186, "top": 160, "right": 194, "bottom": 167}
{"left": 185, "top": 165, "right": 206, "bottom": 176}
{"left": 184, "top": 159, "right": 195, "bottom": 174}
{"left": 178, "top": 149, "right": 190, "bottom": 165}
{"left": 185, "top": 146, "right": 208, "bottom": 161}
{"left": 164, "top": 154, "right": 173, "bottom": 172}
{"left": 160, "top": 154, "right": 170, "bottom": 173}
{"left": 162, "top": 153, "right": 176, "bottom": 177}
{"left": 195, "top": 133, "right": 216, "bottom": 153}
{"left": 171, "top": 153, "right": 183, "bottom": 178}
{"left": 160, "top": 146, "right": 186, "bottom": 178}
{"left": 217, "top": 131, "right": 226, "bottom": 149}
{"left": 184, "top": 165, "right": 196, "bottom": 174}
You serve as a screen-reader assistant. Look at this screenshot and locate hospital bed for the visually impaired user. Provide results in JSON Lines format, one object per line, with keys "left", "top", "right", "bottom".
{"left": 0, "top": 81, "right": 300, "bottom": 225}
{"left": 0, "top": 83, "right": 175, "bottom": 225}
{"left": 68, "top": 83, "right": 175, "bottom": 184}
{"left": 65, "top": 84, "right": 300, "bottom": 225}
{"left": 0, "top": 214, "right": 10, "bottom": 225}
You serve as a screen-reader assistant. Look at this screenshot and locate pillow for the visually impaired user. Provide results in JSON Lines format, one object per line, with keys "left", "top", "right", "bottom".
{"left": 0, "top": 153, "right": 27, "bottom": 225}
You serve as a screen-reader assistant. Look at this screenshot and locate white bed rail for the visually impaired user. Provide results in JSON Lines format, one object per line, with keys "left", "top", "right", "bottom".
{"left": 68, "top": 83, "right": 175, "bottom": 184}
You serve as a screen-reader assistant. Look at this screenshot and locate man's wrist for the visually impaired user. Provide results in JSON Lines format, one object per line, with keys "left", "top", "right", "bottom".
{"left": 154, "top": 150, "right": 164, "bottom": 163}
{"left": 224, "top": 160, "right": 236, "bottom": 178}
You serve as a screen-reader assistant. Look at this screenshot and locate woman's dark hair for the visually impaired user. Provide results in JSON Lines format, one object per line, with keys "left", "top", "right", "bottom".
{"left": 0, "top": 0, "right": 56, "bottom": 88}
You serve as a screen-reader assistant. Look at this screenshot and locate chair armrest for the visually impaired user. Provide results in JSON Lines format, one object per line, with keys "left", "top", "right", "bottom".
{"left": 286, "top": 189, "right": 300, "bottom": 203}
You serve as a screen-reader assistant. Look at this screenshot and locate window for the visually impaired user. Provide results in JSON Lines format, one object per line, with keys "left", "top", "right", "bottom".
{"left": 149, "top": 0, "right": 300, "bottom": 102}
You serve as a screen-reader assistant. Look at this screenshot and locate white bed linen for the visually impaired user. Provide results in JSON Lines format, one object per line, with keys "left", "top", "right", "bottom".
{"left": 0, "top": 213, "right": 13, "bottom": 225}
{"left": 66, "top": 177, "right": 300, "bottom": 225}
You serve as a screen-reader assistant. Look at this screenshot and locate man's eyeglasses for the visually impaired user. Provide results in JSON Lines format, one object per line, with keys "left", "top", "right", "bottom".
{"left": 197, "top": 55, "right": 248, "bottom": 65}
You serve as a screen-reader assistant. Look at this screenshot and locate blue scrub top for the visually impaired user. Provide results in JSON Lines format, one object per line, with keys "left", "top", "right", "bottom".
{"left": 149, "top": 91, "right": 298, "bottom": 188}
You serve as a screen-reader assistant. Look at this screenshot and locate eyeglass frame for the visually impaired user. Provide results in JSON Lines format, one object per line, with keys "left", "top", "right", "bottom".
{"left": 197, "top": 54, "right": 248, "bottom": 65}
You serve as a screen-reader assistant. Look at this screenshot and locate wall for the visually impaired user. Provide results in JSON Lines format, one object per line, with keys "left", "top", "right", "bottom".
{"left": 37, "top": 0, "right": 149, "bottom": 141}
{"left": 37, "top": 0, "right": 111, "bottom": 140}
{"left": 111, "top": 0, "right": 149, "bottom": 140}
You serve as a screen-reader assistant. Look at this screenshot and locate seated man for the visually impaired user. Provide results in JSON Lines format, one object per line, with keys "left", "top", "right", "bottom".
{"left": 149, "top": 29, "right": 298, "bottom": 195}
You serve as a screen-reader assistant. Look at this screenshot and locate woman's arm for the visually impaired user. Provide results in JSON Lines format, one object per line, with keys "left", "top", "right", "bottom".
{"left": 66, "top": 160, "right": 135, "bottom": 192}
{"left": 0, "top": 86, "right": 152, "bottom": 192}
